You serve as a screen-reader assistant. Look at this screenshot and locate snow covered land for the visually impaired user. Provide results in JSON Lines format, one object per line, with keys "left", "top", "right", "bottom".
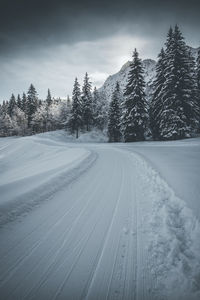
{"left": 0, "top": 130, "right": 200, "bottom": 300}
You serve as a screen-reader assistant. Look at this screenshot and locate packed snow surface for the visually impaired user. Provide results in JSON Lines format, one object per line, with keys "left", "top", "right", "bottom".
{"left": 0, "top": 131, "right": 200, "bottom": 300}
{"left": 0, "top": 132, "right": 94, "bottom": 225}
{"left": 118, "top": 138, "right": 200, "bottom": 219}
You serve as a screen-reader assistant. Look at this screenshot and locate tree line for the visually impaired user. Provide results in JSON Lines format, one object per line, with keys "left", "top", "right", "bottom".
{"left": 108, "top": 25, "right": 200, "bottom": 142}
{"left": 0, "top": 25, "right": 200, "bottom": 141}
{"left": 0, "top": 74, "right": 108, "bottom": 137}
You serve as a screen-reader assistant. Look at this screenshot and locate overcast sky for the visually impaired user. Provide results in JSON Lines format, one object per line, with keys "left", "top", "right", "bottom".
{"left": 0, "top": 0, "right": 200, "bottom": 101}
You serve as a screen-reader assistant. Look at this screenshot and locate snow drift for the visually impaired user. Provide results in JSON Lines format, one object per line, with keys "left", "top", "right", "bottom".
{"left": 127, "top": 150, "right": 200, "bottom": 300}
{"left": 0, "top": 132, "right": 97, "bottom": 226}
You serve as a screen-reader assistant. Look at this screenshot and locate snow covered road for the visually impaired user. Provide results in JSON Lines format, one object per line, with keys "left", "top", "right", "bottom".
{"left": 0, "top": 135, "right": 200, "bottom": 300}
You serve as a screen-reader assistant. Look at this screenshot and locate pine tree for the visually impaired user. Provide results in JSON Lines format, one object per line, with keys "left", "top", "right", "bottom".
{"left": 46, "top": 89, "right": 52, "bottom": 107}
{"left": 45, "top": 89, "right": 53, "bottom": 131}
{"left": 197, "top": 49, "right": 200, "bottom": 94}
{"left": 17, "top": 94, "right": 22, "bottom": 109}
{"left": 92, "top": 87, "right": 99, "bottom": 126}
{"left": 107, "top": 82, "right": 122, "bottom": 142}
{"left": 122, "top": 49, "right": 148, "bottom": 142}
{"left": 21, "top": 93, "right": 27, "bottom": 114}
{"left": 197, "top": 49, "right": 200, "bottom": 129}
{"left": 68, "top": 78, "right": 82, "bottom": 138}
{"left": 27, "top": 84, "right": 38, "bottom": 128}
{"left": 186, "top": 48, "right": 199, "bottom": 131}
{"left": 82, "top": 73, "right": 93, "bottom": 131}
{"left": 7, "top": 94, "right": 16, "bottom": 117}
{"left": 159, "top": 25, "right": 199, "bottom": 140}
{"left": 150, "top": 48, "right": 166, "bottom": 139}
{"left": 1, "top": 100, "right": 8, "bottom": 115}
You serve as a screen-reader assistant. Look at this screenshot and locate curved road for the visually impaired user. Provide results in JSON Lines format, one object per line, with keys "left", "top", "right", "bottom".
{"left": 0, "top": 145, "right": 157, "bottom": 300}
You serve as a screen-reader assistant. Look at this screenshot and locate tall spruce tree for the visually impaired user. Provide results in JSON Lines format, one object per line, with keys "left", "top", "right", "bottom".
{"left": 122, "top": 49, "right": 148, "bottom": 142}
{"left": 17, "top": 94, "right": 22, "bottom": 109}
{"left": 45, "top": 89, "right": 52, "bottom": 131}
{"left": 108, "top": 82, "right": 122, "bottom": 142}
{"left": 21, "top": 93, "right": 27, "bottom": 114}
{"left": 82, "top": 73, "right": 93, "bottom": 131}
{"left": 187, "top": 48, "right": 199, "bottom": 130}
{"left": 197, "top": 49, "right": 200, "bottom": 94}
{"left": 92, "top": 87, "right": 99, "bottom": 126}
{"left": 150, "top": 48, "right": 166, "bottom": 139}
{"left": 68, "top": 78, "right": 82, "bottom": 138}
{"left": 7, "top": 94, "right": 16, "bottom": 117}
{"left": 197, "top": 48, "right": 200, "bottom": 129}
{"left": 27, "top": 84, "right": 38, "bottom": 128}
{"left": 158, "top": 25, "right": 199, "bottom": 140}
{"left": 46, "top": 89, "right": 52, "bottom": 107}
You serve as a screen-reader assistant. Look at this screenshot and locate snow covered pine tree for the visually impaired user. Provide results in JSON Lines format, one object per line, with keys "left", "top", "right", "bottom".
{"left": 150, "top": 48, "right": 166, "bottom": 140}
{"left": 197, "top": 48, "right": 200, "bottom": 130}
{"left": 68, "top": 78, "right": 82, "bottom": 138}
{"left": 122, "top": 48, "right": 148, "bottom": 142}
{"left": 158, "top": 25, "right": 199, "bottom": 140}
{"left": 108, "top": 82, "right": 122, "bottom": 142}
{"left": 81, "top": 73, "right": 93, "bottom": 131}
{"left": 27, "top": 84, "right": 38, "bottom": 129}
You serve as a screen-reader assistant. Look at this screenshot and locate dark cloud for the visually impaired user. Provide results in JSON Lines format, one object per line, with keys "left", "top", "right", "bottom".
{"left": 0, "top": 0, "right": 200, "bottom": 55}
{"left": 0, "top": 0, "right": 199, "bottom": 100}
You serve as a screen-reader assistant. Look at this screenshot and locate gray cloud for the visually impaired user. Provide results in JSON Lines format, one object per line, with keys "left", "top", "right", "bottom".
{"left": 0, "top": 0, "right": 200, "bottom": 100}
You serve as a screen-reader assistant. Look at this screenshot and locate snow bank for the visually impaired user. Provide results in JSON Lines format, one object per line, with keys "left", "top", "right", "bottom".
{"left": 118, "top": 137, "right": 200, "bottom": 219}
{"left": 0, "top": 132, "right": 97, "bottom": 226}
{"left": 130, "top": 151, "right": 200, "bottom": 300}
{"left": 34, "top": 129, "right": 108, "bottom": 143}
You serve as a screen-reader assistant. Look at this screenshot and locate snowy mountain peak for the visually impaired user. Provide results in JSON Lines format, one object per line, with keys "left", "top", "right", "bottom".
{"left": 98, "top": 58, "right": 156, "bottom": 102}
{"left": 119, "top": 61, "right": 131, "bottom": 72}
{"left": 98, "top": 47, "right": 199, "bottom": 102}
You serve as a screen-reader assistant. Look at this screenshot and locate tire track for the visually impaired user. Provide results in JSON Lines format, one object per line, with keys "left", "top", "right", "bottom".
{"left": 23, "top": 166, "right": 112, "bottom": 300}
{"left": 84, "top": 164, "right": 125, "bottom": 300}
{"left": 0, "top": 153, "right": 100, "bottom": 291}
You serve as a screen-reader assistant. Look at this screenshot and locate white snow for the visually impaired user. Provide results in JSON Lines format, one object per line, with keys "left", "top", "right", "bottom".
{"left": 124, "top": 149, "right": 200, "bottom": 300}
{"left": 0, "top": 131, "right": 200, "bottom": 300}
{"left": 118, "top": 137, "right": 200, "bottom": 219}
{"left": 0, "top": 132, "right": 95, "bottom": 225}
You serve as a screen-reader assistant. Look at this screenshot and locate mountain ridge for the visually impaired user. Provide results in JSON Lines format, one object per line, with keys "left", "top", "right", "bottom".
{"left": 98, "top": 46, "right": 200, "bottom": 102}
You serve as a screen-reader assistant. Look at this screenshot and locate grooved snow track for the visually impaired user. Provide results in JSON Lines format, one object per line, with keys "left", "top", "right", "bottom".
{"left": 0, "top": 141, "right": 200, "bottom": 300}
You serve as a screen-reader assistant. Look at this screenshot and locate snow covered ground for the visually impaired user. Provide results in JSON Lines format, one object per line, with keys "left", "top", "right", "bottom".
{"left": 118, "top": 138, "right": 200, "bottom": 219}
{"left": 0, "top": 131, "right": 200, "bottom": 300}
{"left": 0, "top": 132, "right": 96, "bottom": 225}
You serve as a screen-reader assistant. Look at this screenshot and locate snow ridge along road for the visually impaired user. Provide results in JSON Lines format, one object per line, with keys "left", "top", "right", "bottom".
{"left": 0, "top": 135, "right": 200, "bottom": 300}
{"left": 0, "top": 136, "right": 97, "bottom": 226}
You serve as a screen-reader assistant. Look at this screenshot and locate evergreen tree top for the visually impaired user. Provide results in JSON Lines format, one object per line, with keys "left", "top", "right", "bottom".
{"left": 28, "top": 84, "right": 37, "bottom": 93}
{"left": 82, "top": 72, "right": 92, "bottom": 96}
{"left": 27, "top": 84, "right": 38, "bottom": 100}
{"left": 165, "top": 26, "right": 174, "bottom": 51}
{"left": 46, "top": 89, "right": 52, "bottom": 106}
{"left": 10, "top": 94, "right": 16, "bottom": 101}
{"left": 124, "top": 48, "right": 145, "bottom": 97}
{"left": 72, "top": 78, "right": 81, "bottom": 99}
{"left": 22, "top": 92, "right": 27, "bottom": 99}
